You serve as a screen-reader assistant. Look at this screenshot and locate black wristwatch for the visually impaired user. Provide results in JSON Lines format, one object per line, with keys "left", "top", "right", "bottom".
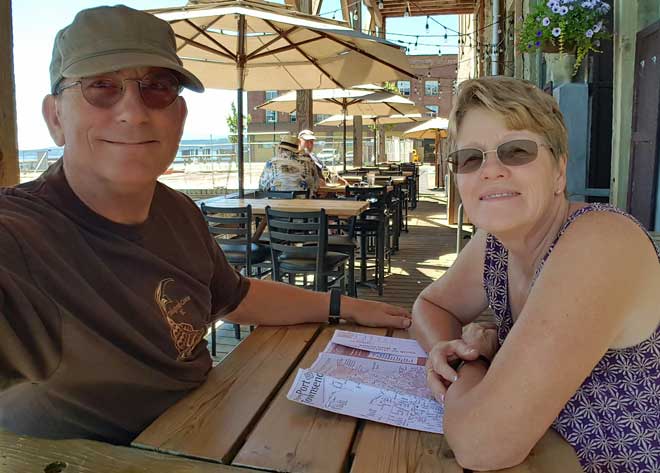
{"left": 328, "top": 288, "right": 342, "bottom": 324}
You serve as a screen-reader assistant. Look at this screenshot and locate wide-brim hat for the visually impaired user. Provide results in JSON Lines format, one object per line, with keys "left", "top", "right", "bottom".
{"left": 278, "top": 135, "right": 300, "bottom": 153}
{"left": 50, "top": 5, "right": 204, "bottom": 94}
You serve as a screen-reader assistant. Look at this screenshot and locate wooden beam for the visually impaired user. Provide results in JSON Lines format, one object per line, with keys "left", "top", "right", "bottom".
{"left": 363, "top": 0, "right": 383, "bottom": 29}
{"left": 0, "top": 0, "right": 19, "bottom": 187}
{"left": 340, "top": 0, "right": 350, "bottom": 24}
{"left": 311, "top": 0, "right": 323, "bottom": 15}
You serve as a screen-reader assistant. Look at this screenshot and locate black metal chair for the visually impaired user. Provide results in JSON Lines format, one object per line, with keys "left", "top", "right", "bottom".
{"left": 327, "top": 214, "right": 358, "bottom": 297}
{"left": 201, "top": 203, "right": 269, "bottom": 350}
{"left": 265, "top": 207, "right": 349, "bottom": 293}
{"left": 344, "top": 185, "right": 392, "bottom": 296}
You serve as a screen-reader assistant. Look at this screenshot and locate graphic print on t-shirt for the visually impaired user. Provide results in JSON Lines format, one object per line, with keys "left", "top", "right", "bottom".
{"left": 154, "top": 278, "right": 205, "bottom": 360}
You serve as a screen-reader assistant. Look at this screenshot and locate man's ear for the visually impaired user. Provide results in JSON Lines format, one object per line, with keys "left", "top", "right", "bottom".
{"left": 42, "top": 95, "right": 65, "bottom": 146}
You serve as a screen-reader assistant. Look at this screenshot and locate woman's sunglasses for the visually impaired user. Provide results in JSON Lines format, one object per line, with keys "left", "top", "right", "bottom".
{"left": 448, "top": 139, "right": 552, "bottom": 174}
{"left": 56, "top": 70, "right": 182, "bottom": 110}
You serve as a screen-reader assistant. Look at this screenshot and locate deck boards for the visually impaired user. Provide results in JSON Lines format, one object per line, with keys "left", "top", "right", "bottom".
{"left": 208, "top": 192, "right": 460, "bottom": 362}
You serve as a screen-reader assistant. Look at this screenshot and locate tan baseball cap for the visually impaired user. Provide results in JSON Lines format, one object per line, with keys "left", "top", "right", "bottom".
{"left": 49, "top": 5, "right": 204, "bottom": 94}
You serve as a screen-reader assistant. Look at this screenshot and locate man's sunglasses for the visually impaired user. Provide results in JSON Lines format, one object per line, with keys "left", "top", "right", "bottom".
{"left": 56, "top": 70, "right": 182, "bottom": 110}
{"left": 448, "top": 139, "right": 552, "bottom": 174}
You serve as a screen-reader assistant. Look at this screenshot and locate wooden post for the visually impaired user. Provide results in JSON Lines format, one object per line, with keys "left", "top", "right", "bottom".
{"left": 296, "top": 0, "right": 313, "bottom": 134}
{"left": 0, "top": 0, "right": 20, "bottom": 187}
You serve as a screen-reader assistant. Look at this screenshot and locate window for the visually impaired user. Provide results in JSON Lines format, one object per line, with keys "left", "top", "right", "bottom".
{"left": 265, "top": 90, "right": 278, "bottom": 123}
{"left": 290, "top": 111, "right": 297, "bottom": 123}
{"left": 396, "top": 80, "right": 410, "bottom": 96}
{"left": 314, "top": 114, "right": 331, "bottom": 122}
{"left": 266, "top": 110, "right": 278, "bottom": 123}
{"left": 425, "top": 105, "right": 439, "bottom": 117}
{"left": 425, "top": 80, "right": 439, "bottom": 96}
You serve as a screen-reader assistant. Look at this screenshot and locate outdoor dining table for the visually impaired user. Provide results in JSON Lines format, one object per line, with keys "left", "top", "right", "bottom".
{"left": 133, "top": 324, "right": 583, "bottom": 473}
{"left": 200, "top": 197, "right": 369, "bottom": 218}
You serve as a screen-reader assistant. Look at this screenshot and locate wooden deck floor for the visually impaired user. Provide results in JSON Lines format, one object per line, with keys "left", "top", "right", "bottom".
{"left": 208, "top": 191, "right": 462, "bottom": 363}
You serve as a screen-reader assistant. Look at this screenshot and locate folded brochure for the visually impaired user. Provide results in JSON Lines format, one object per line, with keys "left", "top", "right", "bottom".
{"left": 286, "top": 330, "right": 444, "bottom": 433}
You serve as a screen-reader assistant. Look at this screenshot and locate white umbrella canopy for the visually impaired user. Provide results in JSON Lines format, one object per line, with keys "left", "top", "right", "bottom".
{"left": 256, "top": 89, "right": 424, "bottom": 116}
{"left": 149, "top": 0, "right": 415, "bottom": 194}
{"left": 403, "top": 117, "right": 449, "bottom": 139}
{"left": 317, "top": 113, "right": 428, "bottom": 126}
{"left": 150, "top": 0, "right": 414, "bottom": 90}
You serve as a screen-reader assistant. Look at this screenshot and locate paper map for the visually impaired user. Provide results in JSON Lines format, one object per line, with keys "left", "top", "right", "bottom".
{"left": 286, "top": 330, "right": 444, "bottom": 433}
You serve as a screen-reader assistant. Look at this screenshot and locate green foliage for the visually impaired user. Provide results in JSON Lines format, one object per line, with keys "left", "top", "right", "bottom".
{"left": 226, "top": 101, "right": 251, "bottom": 144}
{"left": 382, "top": 81, "right": 400, "bottom": 94}
{"left": 518, "top": 0, "right": 611, "bottom": 73}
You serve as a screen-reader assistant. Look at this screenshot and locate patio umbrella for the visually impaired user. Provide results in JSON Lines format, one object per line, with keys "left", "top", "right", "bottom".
{"left": 150, "top": 0, "right": 415, "bottom": 195}
{"left": 318, "top": 113, "right": 428, "bottom": 165}
{"left": 257, "top": 88, "right": 424, "bottom": 169}
{"left": 404, "top": 117, "right": 449, "bottom": 188}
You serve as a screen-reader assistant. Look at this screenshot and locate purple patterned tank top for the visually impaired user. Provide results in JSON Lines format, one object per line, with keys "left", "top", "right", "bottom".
{"left": 483, "top": 203, "right": 660, "bottom": 473}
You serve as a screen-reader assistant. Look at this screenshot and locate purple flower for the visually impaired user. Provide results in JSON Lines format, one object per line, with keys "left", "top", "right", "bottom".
{"left": 593, "top": 20, "right": 603, "bottom": 32}
{"left": 585, "top": 29, "right": 594, "bottom": 38}
{"left": 569, "top": 5, "right": 574, "bottom": 9}
{"left": 552, "top": 5, "right": 561, "bottom": 13}
{"left": 542, "top": 17, "right": 551, "bottom": 26}
{"left": 546, "top": 0, "right": 558, "bottom": 7}
{"left": 559, "top": 6, "right": 569, "bottom": 14}
{"left": 552, "top": 27, "right": 561, "bottom": 37}
{"left": 535, "top": 41, "right": 542, "bottom": 47}
{"left": 527, "top": 43, "right": 533, "bottom": 49}
{"left": 581, "top": 0, "right": 595, "bottom": 8}
{"left": 536, "top": 30, "right": 543, "bottom": 37}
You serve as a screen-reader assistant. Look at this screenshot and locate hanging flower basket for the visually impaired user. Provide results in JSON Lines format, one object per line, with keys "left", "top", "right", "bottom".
{"left": 518, "top": 0, "right": 611, "bottom": 77}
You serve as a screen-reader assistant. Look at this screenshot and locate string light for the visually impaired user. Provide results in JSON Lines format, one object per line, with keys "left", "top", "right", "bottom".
{"left": 425, "top": 16, "right": 430, "bottom": 32}
{"left": 378, "top": 0, "right": 383, "bottom": 9}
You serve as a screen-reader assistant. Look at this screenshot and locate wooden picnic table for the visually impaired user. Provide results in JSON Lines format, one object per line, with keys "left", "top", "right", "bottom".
{"left": 0, "top": 430, "right": 257, "bottom": 473}
{"left": 201, "top": 197, "right": 369, "bottom": 218}
{"left": 134, "top": 324, "right": 583, "bottom": 473}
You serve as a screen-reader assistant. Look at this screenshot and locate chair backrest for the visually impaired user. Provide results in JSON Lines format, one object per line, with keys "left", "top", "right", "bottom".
{"left": 200, "top": 203, "right": 253, "bottom": 265}
{"left": 265, "top": 207, "right": 328, "bottom": 280}
{"left": 265, "top": 190, "right": 310, "bottom": 199}
{"left": 378, "top": 170, "right": 403, "bottom": 176}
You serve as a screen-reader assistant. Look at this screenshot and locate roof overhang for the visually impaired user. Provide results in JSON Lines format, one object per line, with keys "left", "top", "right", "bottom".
{"left": 378, "top": 0, "right": 477, "bottom": 18}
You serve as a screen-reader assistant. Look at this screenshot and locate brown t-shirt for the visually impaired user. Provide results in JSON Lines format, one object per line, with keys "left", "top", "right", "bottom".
{"left": 0, "top": 161, "right": 250, "bottom": 444}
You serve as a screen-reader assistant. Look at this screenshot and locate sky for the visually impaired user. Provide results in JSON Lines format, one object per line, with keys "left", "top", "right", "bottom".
{"left": 11, "top": 0, "right": 457, "bottom": 150}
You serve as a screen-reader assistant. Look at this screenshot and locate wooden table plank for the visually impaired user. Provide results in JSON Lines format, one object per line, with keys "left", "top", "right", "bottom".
{"left": 350, "top": 329, "right": 462, "bottom": 473}
{"left": 0, "top": 431, "right": 255, "bottom": 473}
{"left": 350, "top": 422, "right": 462, "bottom": 473}
{"left": 200, "top": 198, "right": 369, "bottom": 217}
{"left": 233, "top": 325, "right": 388, "bottom": 473}
{"left": 134, "top": 324, "right": 321, "bottom": 464}
{"left": 480, "top": 430, "right": 582, "bottom": 473}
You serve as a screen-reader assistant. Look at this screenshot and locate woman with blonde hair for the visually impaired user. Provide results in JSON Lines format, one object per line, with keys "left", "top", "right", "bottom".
{"left": 412, "top": 76, "right": 659, "bottom": 472}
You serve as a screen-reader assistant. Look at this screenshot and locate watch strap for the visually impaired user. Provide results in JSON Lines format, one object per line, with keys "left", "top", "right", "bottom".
{"left": 328, "top": 288, "right": 341, "bottom": 324}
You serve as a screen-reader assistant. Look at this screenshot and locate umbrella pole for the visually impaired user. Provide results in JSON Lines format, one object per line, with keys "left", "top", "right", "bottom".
{"left": 237, "top": 14, "right": 246, "bottom": 198}
{"left": 342, "top": 105, "right": 347, "bottom": 172}
{"left": 373, "top": 120, "right": 378, "bottom": 165}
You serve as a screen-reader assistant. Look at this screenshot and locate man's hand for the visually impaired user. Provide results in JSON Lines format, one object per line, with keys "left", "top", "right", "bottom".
{"left": 341, "top": 297, "right": 411, "bottom": 329}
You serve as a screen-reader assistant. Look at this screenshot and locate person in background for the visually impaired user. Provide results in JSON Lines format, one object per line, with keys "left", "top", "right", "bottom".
{"left": 0, "top": 5, "right": 411, "bottom": 446}
{"left": 411, "top": 76, "right": 659, "bottom": 473}
{"left": 298, "top": 129, "right": 347, "bottom": 187}
{"left": 258, "top": 135, "right": 319, "bottom": 196}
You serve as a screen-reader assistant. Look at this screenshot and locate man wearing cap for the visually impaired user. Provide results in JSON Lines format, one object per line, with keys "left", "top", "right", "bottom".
{"left": 0, "top": 5, "right": 410, "bottom": 444}
{"left": 298, "top": 129, "right": 347, "bottom": 188}
{"left": 258, "top": 135, "right": 319, "bottom": 195}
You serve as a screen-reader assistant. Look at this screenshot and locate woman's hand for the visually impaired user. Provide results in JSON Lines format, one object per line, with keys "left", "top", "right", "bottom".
{"left": 425, "top": 339, "right": 480, "bottom": 401}
{"left": 342, "top": 297, "right": 412, "bottom": 329}
{"left": 461, "top": 322, "right": 499, "bottom": 361}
